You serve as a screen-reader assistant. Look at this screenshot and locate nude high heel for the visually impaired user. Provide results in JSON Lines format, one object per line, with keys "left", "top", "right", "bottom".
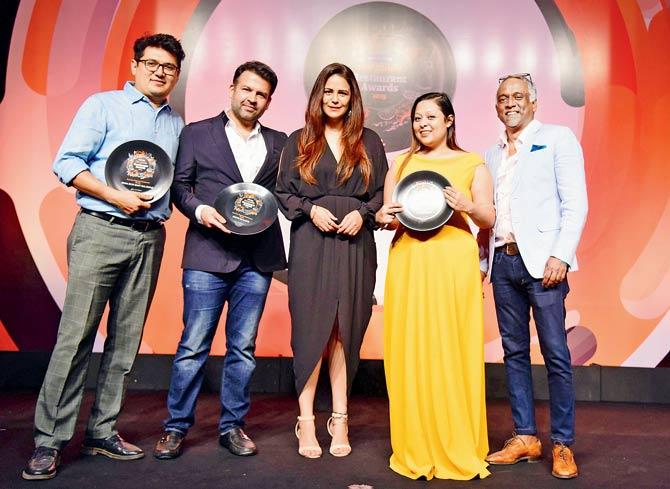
{"left": 295, "top": 415, "right": 322, "bottom": 458}
{"left": 327, "top": 412, "right": 351, "bottom": 457}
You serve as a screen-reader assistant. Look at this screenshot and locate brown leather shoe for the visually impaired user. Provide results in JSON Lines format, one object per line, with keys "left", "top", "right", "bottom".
{"left": 552, "top": 443, "right": 578, "bottom": 479}
{"left": 219, "top": 428, "right": 257, "bottom": 456}
{"left": 21, "top": 447, "right": 60, "bottom": 480}
{"left": 153, "top": 430, "right": 185, "bottom": 460}
{"left": 81, "top": 434, "right": 144, "bottom": 460}
{"left": 486, "top": 433, "right": 542, "bottom": 465}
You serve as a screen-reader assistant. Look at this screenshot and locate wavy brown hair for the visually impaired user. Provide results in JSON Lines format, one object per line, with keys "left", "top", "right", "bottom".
{"left": 295, "top": 63, "right": 371, "bottom": 188}
{"left": 398, "top": 92, "right": 462, "bottom": 176}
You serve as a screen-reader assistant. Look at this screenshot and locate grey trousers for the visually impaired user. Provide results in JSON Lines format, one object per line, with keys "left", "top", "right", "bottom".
{"left": 33, "top": 211, "right": 165, "bottom": 449}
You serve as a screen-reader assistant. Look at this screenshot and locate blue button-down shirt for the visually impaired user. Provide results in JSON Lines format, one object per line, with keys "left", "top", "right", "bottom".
{"left": 53, "top": 81, "right": 184, "bottom": 221}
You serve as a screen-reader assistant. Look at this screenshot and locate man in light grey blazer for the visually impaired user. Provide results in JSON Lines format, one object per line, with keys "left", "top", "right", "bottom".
{"left": 479, "top": 73, "right": 587, "bottom": 479}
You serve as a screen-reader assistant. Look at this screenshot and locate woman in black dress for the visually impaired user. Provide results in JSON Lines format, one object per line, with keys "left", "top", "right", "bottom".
{"left": 276, "top": 63, "right": 387, "bottom": 458}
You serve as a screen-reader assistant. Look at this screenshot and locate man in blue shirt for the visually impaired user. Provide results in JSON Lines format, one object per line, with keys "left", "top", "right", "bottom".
{"left": 22, "top": 33, "right": 185, "bottom": 481}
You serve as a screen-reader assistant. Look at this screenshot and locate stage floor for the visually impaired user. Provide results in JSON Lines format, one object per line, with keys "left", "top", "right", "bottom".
{"left": 1, "top": 391, "right": 668, "bottom": 488}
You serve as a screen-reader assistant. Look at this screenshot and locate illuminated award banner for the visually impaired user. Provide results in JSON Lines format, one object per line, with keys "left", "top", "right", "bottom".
{"left": 1, "top": 0, "right": 669, "bottom": 368}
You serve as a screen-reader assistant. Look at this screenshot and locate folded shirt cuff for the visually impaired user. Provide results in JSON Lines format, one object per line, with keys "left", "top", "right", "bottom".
{"left": 195, "top": 204, "right": 206, "bottom": 224}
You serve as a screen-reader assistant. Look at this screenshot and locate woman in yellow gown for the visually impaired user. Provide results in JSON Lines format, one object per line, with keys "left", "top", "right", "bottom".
{"left": 376, "top": 92, "right": 495, "bottom": 480}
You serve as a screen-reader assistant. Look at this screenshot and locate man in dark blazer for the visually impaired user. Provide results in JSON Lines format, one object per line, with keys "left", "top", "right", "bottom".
{"left": 153, "top": 61, "right": 287, "bottom": 459}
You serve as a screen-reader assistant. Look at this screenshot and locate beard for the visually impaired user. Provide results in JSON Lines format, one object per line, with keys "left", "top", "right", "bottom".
{"left": 232, "top": 103, "right": 259, "bottom": 122}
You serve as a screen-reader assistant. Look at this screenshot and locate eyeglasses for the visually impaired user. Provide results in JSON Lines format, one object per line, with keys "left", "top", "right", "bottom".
{"left": 498, "top": 72, "right": 533, "bottom": 84}
{"left": 136, "top": 59, "right": 179, "bottom": 76}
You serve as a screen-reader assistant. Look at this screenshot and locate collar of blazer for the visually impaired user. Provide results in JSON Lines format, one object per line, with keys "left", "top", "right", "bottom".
{"left": 210, "top": 111, "right": 275, "bottom": 184}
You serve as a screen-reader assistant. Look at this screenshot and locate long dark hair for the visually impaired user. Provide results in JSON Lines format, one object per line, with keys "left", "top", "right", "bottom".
{"left": 399, "top": 92, "right": 462, "bottom": 174}
{"left": 295, "top": 63, "right": 371, "bottom": 188}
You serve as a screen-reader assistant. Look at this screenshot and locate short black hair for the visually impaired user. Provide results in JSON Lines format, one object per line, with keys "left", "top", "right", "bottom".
{"left": 133, "top": 33, "right": 186, "bottom": 69}
{"left": 233, "top": 61, "right": 278, "bottom": 95}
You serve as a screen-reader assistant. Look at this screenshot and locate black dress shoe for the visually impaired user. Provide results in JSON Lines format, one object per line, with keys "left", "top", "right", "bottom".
{"left": 81, "top": 434, "right": 144, "bottom": 460}
{"left": 219, "top": 428, "right": 257, "bottom": 456}
{"left": 153, "top": 430, "right": 185, "bottom": 460}
{"left": 22, "top": 447, "right": 60, "bottom": 480}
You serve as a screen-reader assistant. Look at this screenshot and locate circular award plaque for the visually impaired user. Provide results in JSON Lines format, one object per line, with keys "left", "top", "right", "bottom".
{"left": 392, "top": 170, "right": 453, "bottom": 231}
{"left": 105, "top": 140, "right": 173, "bottom": 202}
{"left": 304, "top": 3, "right": 456, "bottom": 152}
{"left": 213, "top": 182, "right": 279, "bottom": 235}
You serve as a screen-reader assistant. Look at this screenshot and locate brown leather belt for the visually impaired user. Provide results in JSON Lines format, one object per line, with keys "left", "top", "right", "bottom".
{"left": 495, "top": 242, "right": 520, "bottom": 256}
{"left": 81, "top": 208, "right": 163, "bottom": 232}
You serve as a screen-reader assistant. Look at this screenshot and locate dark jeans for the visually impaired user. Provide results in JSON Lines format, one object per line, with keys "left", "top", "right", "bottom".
{"left": 491, "top": 250, "right": 575, "bottom": 445}
{"left": 164, "top": 265, "right": 272, "bottom": 435}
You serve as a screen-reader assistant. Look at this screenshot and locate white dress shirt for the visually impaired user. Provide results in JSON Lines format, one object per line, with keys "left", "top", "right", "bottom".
{"left": 196, "top": 113, "right": 267, "bottom": 223}
{"left": 224, "top": 115, "right": 267, "bottom": 183}
{"left": 494, "top": 119, "right": 541, "bottom": 246}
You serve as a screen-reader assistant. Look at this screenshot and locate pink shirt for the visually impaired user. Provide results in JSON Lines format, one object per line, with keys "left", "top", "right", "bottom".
{"left": 494, "top": 119, "right": 541, "bottom": 247}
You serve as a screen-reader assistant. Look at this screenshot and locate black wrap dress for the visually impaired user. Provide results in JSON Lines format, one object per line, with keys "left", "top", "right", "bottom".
{"left": 276, "top": 127, "right": 387, "bottom": 394}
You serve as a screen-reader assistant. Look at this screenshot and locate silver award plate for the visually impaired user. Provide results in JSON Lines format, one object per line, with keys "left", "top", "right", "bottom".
{"left": 392, "top": 170, "right": 453, "bottom": 231}
{"left": 214, "top": 182, "right": 279, "bottom": 235}
{"left": 105, "top": 140, "right": 173, "bottom": 203}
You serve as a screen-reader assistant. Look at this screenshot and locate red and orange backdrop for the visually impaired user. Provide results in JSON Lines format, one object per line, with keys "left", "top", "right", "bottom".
{"left": 1, "top": 0, "right": 669, "bottom": 367}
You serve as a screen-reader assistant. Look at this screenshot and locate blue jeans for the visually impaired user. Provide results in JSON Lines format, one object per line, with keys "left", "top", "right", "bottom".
{"left": 164, "top": 265, "right": 272, "bottom": 435}
{"left": 491, "top": 251, "right": 575, "bottom": 445}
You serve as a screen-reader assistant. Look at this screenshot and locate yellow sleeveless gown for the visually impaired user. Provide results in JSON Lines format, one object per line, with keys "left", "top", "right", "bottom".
{"left": 384, "top": 152, "right": 490, "bottom": 480}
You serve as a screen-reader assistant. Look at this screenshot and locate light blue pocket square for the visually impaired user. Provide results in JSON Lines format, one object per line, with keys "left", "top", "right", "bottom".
{"left": 530, "top": 144, "right": 546, "bottom": 152}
